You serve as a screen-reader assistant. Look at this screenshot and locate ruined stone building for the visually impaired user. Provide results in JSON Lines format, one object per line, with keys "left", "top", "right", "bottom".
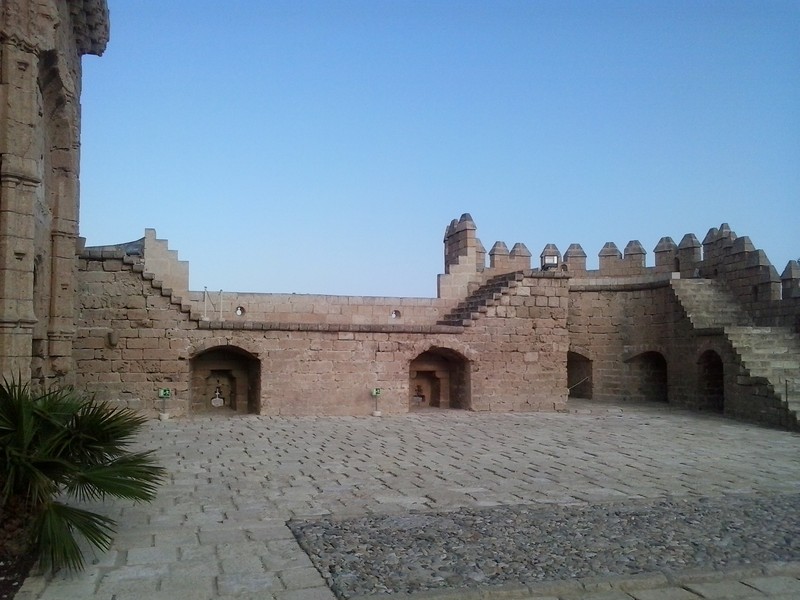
{"left": 2, "top": 2, "right": 799, "bottom": 429}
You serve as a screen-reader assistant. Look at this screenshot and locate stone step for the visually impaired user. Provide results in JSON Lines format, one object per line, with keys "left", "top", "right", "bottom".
{"left": 672, "top": 279, "right": 800, "bottom": 422}
{"left": 728, "top": 325, "right": 797, "bottom": 335}
{"left": 670, "top": 279, "right": 754, "bottom": 329}
{"left": 726, "top": 326, "right": 800, "bottom": 340}
{"left": 439, "top": 271, "right": 527, "bottom": 325}
{"left": 738, "top": 346, "right": 799, "bottom": 356}
{"left": 741, "top": 358, "right": 800, "bottom": 371}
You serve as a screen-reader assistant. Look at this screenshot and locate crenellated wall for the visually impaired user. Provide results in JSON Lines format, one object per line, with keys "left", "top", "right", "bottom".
{"left": 72, "top": 215, "right": 797, "bottom": 427}
{"left": 2, "top": 4, "right": 794, "bottom": 431}
{"left": 442, "top": 215, "right": 798, "bottom": 332}
{"left": 75, "top": 240, "right": 569, "bottom": 417}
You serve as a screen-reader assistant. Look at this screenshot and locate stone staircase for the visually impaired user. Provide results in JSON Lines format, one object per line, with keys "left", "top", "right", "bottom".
{"left": 437, "top": 271, "right": 527, "bottom": 326}
{"left": 671, "top": 278, "right": 800, "bottom": 421}
{"left": 670, "top": 278, "right": 754, "bottom": 329}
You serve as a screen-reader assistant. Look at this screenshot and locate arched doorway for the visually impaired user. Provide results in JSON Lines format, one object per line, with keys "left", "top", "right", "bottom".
{"left": 626, "top": 351, "right": 668, "bottom": 403}
{"left": 567, "top": 351, "right": 593, "bottom": 399}
{"left": 190, "top": 346, "right": 261, "bottom": 415}
{"left": 409, "top": 348, "right": 470, "bottom": 410}
{"left": 698, "top": 350, "right": 724, "bottom": 412}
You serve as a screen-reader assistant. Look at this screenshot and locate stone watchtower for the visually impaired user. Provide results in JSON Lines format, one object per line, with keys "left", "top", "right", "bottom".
{"left": 0, "top": 1, "right": 109, "bottom": 385}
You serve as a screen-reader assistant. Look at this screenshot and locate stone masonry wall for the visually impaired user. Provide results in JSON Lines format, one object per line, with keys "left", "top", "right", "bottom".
{"left": 75, "top": 251, "right": 194, "bottom": 414}
{"left": 186, "top": 291, "right": 454, "bottom": 327}
{"left": 75, "top": 252, "right": 569, "bottom": 417}
{"left": 467, "top": 273, "right": 569, "bottom": 412}
{"left": 0, "top": 0, "right": 108, "bottom": 384}
{"left": 568, "top": 274, "right": 794, "bottom": 427}
{"left": 143, "top": 228, "right": 189, "bottom": 301}
{"left": 568, "top": 277, "right": 677, "bottom": 404}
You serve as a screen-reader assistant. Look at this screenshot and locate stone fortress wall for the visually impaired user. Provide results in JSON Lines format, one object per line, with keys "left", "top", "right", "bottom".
{"left": 74, "top": 220, "right": 570, "bottom": 418}
{"left": 2, "top": 1, "right": 798, "bottom": 430}
{"left": 72, "top": 213, "right": 800, "bottom": 430}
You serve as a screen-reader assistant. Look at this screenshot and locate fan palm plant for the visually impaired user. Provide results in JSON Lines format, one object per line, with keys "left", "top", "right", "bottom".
{"left": 0, "top": 380, "right": 165, "bottom": 571}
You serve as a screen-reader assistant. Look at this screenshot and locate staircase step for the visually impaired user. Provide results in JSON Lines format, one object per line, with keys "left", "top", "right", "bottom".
{"left": 743, "top": 359, "right": 799, "bottom": 370}
{"left": 439, "top": 270, "right": 528, "bottom": 326}
{"left": 672, "top": 278, "right": 800, "bottom": 429}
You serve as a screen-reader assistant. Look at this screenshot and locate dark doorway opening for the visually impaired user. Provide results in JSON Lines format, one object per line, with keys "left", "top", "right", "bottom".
{"left": 567, "top": 351, "right": 593, "bottom": 399}
{"left": 698, "top": 350, "right": 724, "bottom": 412}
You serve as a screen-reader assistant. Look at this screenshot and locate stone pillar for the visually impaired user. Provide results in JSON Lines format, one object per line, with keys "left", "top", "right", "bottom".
{"left": 0, "top": 41, "right": 41, "bottom": 382}
{"left": 509, "top": 243, "right": 531, "bottom": 271}
{"left": 0, "top": 0, "right": 109, "bottom": 385}
{"left": 438, "top": 213, "right": 486, "bottom": 299}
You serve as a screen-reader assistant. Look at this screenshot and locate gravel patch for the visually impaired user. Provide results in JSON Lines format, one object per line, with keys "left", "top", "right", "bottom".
{"left": 289, "top": 492, "right": 800, "bottom": 598}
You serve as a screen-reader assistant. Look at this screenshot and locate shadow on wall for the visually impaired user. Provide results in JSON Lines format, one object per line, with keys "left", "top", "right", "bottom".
{"left": 698, "top": 350, "right": 724, "bottom": 413}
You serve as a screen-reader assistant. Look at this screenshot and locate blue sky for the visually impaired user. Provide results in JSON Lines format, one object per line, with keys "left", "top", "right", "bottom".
{"left": 79, "top": 1, "right": 799, "bottom": 297}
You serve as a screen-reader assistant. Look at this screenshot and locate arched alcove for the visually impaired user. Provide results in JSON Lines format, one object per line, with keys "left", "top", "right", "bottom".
{"left": 409, "top": 347, "right": 471, "bottom": 410}
{"left": 190, "top": 346, "right": 261, "bottom": 415}
{"left": 567, "top": 351, "right": 593, "bottom": 399}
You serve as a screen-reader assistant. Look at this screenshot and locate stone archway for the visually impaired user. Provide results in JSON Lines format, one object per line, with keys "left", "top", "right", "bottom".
{"left": 190, "top": 346, "right": 261, "bottom": 415}
{"left": 698, "top": 349, "right": 724, "bottom": 412}
{"left": 409, "top": 347, "right": 470, "bottom": 410}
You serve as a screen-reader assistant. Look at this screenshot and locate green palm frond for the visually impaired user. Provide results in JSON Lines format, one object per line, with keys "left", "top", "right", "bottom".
{"left": 64, "top": 402, "right": 148, "bottom": 463}
{"left": 36, "top": 502, "right": 116, "bottom": 571}
{"left": 66, "top": 451, "right": 166, "bottom": 503}
{"left": 1, "top": 379, "right": 164, "bottom": 571}
{"left": 1, "top": 451, "right": 61, "bottom": 506}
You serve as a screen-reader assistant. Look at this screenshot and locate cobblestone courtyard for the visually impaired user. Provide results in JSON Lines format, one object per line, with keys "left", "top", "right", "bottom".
{"left": 18, "top": 402, "right": 800, "bottom": 599}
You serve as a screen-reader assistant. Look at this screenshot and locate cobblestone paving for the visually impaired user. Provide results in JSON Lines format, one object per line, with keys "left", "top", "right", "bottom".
{"left": 291, "top": 492, "right": 800, "bottom": 597}
{"left": 17, "top": 402, "right": 800, "bottom": 599}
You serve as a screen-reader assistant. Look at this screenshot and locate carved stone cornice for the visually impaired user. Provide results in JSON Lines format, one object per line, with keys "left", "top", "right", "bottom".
{"left": 0, "top": 155, "right": 42, "bottom": 185}
{"left": 0, "top": 317, "right": 37, "bottom": 328}
{"left": 68, "top": 0, "right": 109, "bottom": 56}
{"left": 0, "top": 171, "right": 42, "bottom": 186}
{"left": 0, "top": 0, "right": 59, "bottom": 54}
{"left": 0, "top": 33, "right": 41, "bottom": 55}
{"left": 0, "top": 0, "right": 108, "bottom": 57}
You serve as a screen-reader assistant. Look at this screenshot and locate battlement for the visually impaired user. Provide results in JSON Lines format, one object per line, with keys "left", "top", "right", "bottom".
{"left": 84, "top": 219, "right": 798, "bottom": 333}
{"left": 81, "top": 229, "right": 190, "bottom": 301}
{"left": 438, "top": 215, "right": 799, "bottom": 331}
